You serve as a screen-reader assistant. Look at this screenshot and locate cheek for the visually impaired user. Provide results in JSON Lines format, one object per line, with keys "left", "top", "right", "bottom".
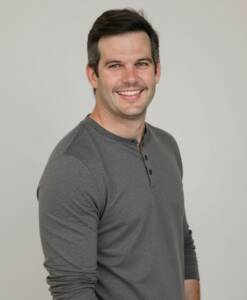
{"left": 100, "top": 73, "right": 121, "bottom": 90}
{"left": 138, "top": 71, "right": 157, "bottom": 84}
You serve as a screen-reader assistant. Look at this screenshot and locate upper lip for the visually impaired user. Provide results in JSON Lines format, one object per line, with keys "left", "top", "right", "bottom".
{"left": 116, "top": 88, "right": 144, "bottom": 93}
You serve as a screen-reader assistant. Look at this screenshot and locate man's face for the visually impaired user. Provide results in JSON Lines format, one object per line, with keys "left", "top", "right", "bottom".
{"left": 87, "top": 31, "right": 160, "bottom": 120}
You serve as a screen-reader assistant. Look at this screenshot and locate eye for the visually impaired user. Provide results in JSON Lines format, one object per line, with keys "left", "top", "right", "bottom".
{"left": 108, "top": 63, "right": 121, "bottom": 69}
{"left": 136, "top": 61, "right": 150, "bottom": 68}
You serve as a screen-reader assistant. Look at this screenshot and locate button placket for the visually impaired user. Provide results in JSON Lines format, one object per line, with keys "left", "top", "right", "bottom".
{"left": 139, "top": 144, "right": 153, "bottom": 185}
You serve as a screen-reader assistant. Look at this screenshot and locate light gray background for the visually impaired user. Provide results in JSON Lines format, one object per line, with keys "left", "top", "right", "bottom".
{"left": 1, "top": 0, "right": 246, "bottom": 299}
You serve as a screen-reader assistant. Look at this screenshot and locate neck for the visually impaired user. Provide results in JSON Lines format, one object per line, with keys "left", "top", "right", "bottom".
{"left": 89, "top": 109, "right": 146, "bottom": 145}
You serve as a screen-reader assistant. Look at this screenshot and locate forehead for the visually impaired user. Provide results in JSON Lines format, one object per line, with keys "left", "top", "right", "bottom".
{"left": 97, "top": 32, "right": 152, "bottom": 61}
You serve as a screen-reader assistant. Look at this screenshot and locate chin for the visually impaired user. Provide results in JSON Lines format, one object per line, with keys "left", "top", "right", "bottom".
{"left": 119, "top": 108, "right": 147, "bottom": 119}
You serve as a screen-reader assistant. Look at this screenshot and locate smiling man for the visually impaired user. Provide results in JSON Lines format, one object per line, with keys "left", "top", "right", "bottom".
{"left": 87, "top": 31, "right": 159, "bottom": 126}
{"left": 37, "top": 9, "right": 200, "bottom": 300}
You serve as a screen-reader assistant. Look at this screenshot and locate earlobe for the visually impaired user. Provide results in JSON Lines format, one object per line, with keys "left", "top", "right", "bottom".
{"left": 86, "top": 65, "right": 98, "bottom": 89}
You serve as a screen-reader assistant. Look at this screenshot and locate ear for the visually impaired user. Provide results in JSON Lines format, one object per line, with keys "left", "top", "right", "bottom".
{"left": 155, "top": 61, "right": 161, "bottom": 84}
{"left": 86, "top": 65, "right": 98, "bottom": 89}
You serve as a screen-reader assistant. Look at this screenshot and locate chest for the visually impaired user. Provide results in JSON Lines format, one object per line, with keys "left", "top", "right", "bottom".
{"left": 99, "top": 143, "right": 184, "bottom": 229}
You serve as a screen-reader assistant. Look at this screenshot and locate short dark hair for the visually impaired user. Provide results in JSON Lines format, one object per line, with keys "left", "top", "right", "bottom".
{"left": 87, "top": 8, "right": 160, "bottom": 77}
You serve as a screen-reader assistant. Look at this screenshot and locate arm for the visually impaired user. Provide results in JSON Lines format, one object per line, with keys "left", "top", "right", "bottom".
{"left": 37, "top": 155, "right": 103, "bottom": 300}
{"left": 183, "top": 213, "right": 200, "bottom": 300}
{"left": 170, "top": 136, "right": 201, "bottom": 299}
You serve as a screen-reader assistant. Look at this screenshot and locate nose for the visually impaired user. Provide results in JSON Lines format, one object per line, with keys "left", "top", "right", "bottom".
{"left": 122, "top": 65, "right": 138, "bottom": 84}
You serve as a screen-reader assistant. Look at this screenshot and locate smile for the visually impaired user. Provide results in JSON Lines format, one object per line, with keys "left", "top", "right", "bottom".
{"left": 116, "top": 89, "right": 144, "bottom": 96}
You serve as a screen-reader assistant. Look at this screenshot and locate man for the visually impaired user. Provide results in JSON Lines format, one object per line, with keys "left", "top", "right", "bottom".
{"left": 37, "top": 9, "right": 200, "bottom": 300}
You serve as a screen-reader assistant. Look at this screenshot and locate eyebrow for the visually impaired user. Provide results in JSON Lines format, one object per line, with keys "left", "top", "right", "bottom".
{"left": 104, "top": 57, "right": 153, "bottom": 66}
{"left": 136, "top": 57, "right": 153, "bottom": 64}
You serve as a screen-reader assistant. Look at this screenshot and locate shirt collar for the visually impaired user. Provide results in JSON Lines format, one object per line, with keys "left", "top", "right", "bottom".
{"left": 83, "top": 113, "right": 150, "bottom": 148}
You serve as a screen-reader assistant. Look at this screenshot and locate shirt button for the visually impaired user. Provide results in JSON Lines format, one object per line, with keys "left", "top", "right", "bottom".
{"left": 130, "top": 139, "right": 135, "bottom": 143}
{"left": 144, "top": 154, "right": 148, "bottom": 160}
{"left": 149, "top": 169, "right": 152, "bottom": 175}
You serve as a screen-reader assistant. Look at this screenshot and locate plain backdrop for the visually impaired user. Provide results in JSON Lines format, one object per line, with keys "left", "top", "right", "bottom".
{"left": 1, "top": 0, "right": 246, "bottom": 299}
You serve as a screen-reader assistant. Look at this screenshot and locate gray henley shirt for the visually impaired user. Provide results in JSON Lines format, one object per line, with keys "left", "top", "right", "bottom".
{"left": 37, "top": 114, "right": 199, "bottom": 300}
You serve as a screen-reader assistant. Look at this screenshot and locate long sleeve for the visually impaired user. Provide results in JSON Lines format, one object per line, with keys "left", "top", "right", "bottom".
{"left": 37, "top": 155, "right": 103, "bottom": 300}
{"left": 183, "top": 212, "right": 200, "bottom": 280}
{"left": 169, "top": 135, "right": 200, "bottom": 280}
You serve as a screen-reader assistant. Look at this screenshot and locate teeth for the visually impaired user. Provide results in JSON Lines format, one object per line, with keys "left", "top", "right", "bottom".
{"left": 117, "top": 90, "right": 141, "bottom": 96}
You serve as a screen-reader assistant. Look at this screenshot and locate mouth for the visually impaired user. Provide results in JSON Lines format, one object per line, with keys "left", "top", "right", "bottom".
{"left": 115, "top": 89, "right": 144, "bottom": 101}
